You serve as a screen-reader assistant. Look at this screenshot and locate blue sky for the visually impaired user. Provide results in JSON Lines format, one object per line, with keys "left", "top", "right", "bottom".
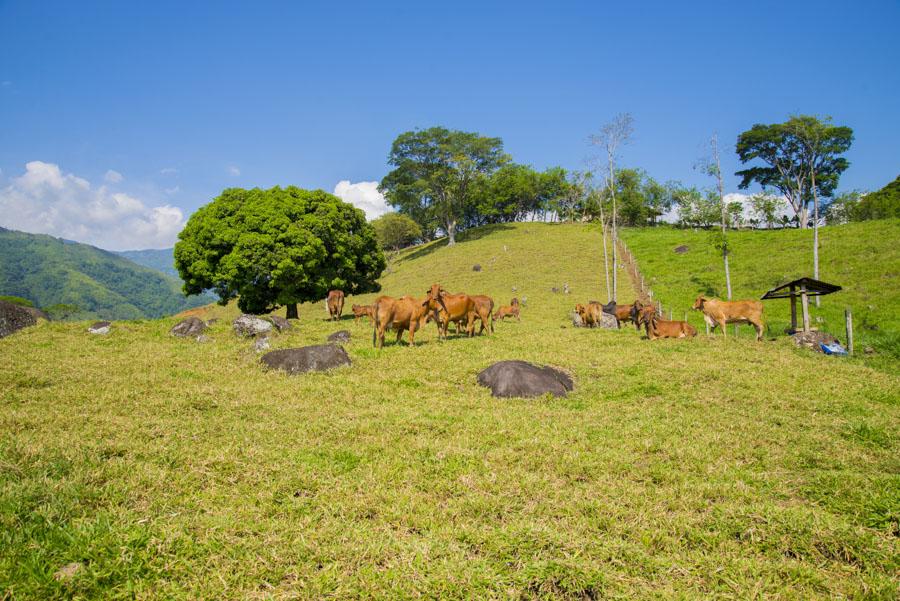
{"left": 1, "top": 0, "right": 898, "bottom": 249}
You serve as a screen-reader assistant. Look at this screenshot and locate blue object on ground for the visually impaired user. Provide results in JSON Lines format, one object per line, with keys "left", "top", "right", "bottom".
{"left": 821, "top": 342, "right": 848, "bottom": 356}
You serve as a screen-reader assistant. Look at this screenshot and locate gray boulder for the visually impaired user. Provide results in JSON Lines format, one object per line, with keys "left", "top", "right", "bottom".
{"left": 674, "top": 245, "right": 689, "bottom": 254}
{"left": 88, "top": 321, "right": 111, "bottom": 335}
{"left": 327, "top": 330, "right": 351, "bottom": 343}
{"left": 472, "top": 264, "right": 482, "bottom": 272}
{"left": 268, "top": 315, "right": 292, "bottom": 332}
{"left": 597, "top": 312, "right": 619, "bottom": 329}
{"left": 261, "top": 344, "right": 351, "bottom": 375}
{"left": 233, "top": 314, "right": 273, "bottom": 337}
{"left": 170, "top": 317, "right": 208, "bottom": 338}
{"left": 477, "top": 360, "right": 574, "bottom": 398}
{"left": 0, "top": 300, "right": 38, "bottom": 338}
{"left": 254, "top": 336, "right": 271, "bottom": 352}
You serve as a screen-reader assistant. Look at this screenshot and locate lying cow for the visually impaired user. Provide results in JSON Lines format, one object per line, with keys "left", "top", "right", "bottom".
{"left": 351, "top": 303, "right": 374, "bottom": 324}
{"left": 692, "top": 295, "right": 765, "bottom": 341}
{"left": 493, "top": 297, "right": 520, "bottom": 322}
{"left": 636, "top": 308, "right": 697, "bottom": 340}
{"left": 326, "top": 289, "right": 345, "bottom": 321}
{"left": 372, "top": 295, "right": 429, "bottom": 348}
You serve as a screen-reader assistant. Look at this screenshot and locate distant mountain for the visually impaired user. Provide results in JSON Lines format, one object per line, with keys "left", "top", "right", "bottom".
{"left": 115, "top": 248, "right": 179, "bottom": 278}
{"left": 0, "top": 228, "right": 209, "bottom": 320}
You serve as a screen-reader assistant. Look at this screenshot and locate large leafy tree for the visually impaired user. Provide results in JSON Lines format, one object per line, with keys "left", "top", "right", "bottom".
{"left": 471, "top": 164, "right": 570, "bottom": 225}
{"left": 370, "top": 212, "right": 422, "bottom": 251}
{"left": 380, "top": 127, "right": 509, "bottom": 245}
{"left": 174, "top": 186, "right": 385, "bottom": 319}
{"left": 735, "top": 115, "right": 852, "bottom": 229}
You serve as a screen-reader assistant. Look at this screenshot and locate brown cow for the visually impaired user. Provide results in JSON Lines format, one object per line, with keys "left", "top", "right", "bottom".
{"left": 326, "top": 290, "right": 345, "bottom": 321}
{"left": 351, "top": 303, "right": 374, "bottom": 324}
{"left": 612, "top": 301, "right": 640, "bottom": 329}
{"left": 640, "top": 313, "right": 697, "bottom": 340}
{"left": 424, "top": 284, "right": 480, "bottom": 339}
{"left": 372, "top": 295, "right": 429, "bottom": 348}
{"left": 575, "top": 302, "right": 603, "bottom": 328}
{"left": 493, "top": 297, "right": 520, "bottom": 322}
{"left": 692, "top": 295, "right": 765, "bottom": 341}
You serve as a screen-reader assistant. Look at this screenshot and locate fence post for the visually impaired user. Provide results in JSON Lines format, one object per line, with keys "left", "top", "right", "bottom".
{"left": 845, "top": 308, "right": 854, "bottom": 355}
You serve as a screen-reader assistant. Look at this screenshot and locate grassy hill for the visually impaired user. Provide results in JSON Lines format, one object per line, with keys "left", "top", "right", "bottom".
{"left": 620, "top": 220, "right": 900, "bottom": 369}
{"left": 0, "top": 228, "right": 208, "bottom": 320}
{"left": 114, "top": 248, "right": 179, "bottom": 278}
{"left": 2, "top": 223, "right": 898, "bottom": 599}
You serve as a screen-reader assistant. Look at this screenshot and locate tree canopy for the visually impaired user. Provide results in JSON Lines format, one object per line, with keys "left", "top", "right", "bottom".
{"left": 370, "top": 212, "right": 422, "bottom": 250}
{"left": 174, "top": 186, "right": 385, "bottom": 318}
{"left": 856, "top": 175, "right": 900, "bottom": 221}
{"left": 735, "top": 115, "right": 853, "bottom": 228}
{"left": 380, "top": 127, "right": 509, "bottom": 245}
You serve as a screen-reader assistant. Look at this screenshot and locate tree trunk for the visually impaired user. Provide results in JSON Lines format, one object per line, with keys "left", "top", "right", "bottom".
{"left": 600, "top": 207, "right": 611, "bottom": 303}
{"left": 286, "top": 303, "right": 298, "bottom": 319}
{"left": 713, "top": 135, "right": 732, "bottom": 300}
{"left": 609, "top": 153, "right": 618, "bottom": 302}
{"left": 798, "top": 203, "right": 809, "bottom": 229}
{"left": 811, "top": 170, "right": 821, "bottom": 307}
{"left": 447, "top": 220, "right": 457, "bottom": 245}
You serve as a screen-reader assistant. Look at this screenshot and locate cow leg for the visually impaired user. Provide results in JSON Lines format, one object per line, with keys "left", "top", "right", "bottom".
{"left": 718, "top": 319, "right": 728, "bottom": 338}
{"left": 408, "top": 321, "right": 417, "bottom": 346}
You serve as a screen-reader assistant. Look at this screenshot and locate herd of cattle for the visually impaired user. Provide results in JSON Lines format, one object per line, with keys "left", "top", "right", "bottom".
{"left": 323, "top": 287, "right": 765, "bottom": 348}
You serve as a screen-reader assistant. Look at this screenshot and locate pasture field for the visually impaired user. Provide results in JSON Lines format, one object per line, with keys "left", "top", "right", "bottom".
{"left": 620, "top": 219, "right": 900, "bottom": 373}
{"left": 1, "top": 223, "right": 898, "bottom": 599}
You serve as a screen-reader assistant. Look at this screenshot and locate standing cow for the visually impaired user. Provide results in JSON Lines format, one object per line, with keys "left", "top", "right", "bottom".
{"left": 326, "top": 290, "right": 345, "bottom": 321}
{"left": 692, "top": 295, "right": 765, "bottom": 341}
{"left": 372, "top": 295, "right": 429, "bottom": 348}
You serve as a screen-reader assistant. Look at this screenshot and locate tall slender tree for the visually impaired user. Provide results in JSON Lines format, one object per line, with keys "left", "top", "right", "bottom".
{"left": 590, "top": 113, "right": 633, "bottom": 302}
{"left": 785, "top": 115, "right": 853, "bottom": 305}
{"left": 701, "top": 134, "right": 732, "bottom": 299}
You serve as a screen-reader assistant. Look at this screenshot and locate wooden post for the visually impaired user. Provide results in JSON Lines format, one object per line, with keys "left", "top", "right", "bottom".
{"left": 800, "top": 286, "right": 810, "bottom": 333}
{"left": 789, "top": 285, "right": 797, "bottom": 333}
{"left": 845, "top": 308, "right": 853, "bottom": 355}
{"left": 669, "top": 309, "right": 673, "bottom": 320}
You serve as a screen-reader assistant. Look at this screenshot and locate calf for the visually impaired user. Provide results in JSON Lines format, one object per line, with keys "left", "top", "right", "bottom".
{"left": 372, "top": 295, "right": 429, "bottom": 348}
{"left": 692, "top": 295, "right": 765, "bottom": 341}
{"left": 493, "top": 297, "right": 520, "bottom": 322}
{"left": 326, "top": 289, "right": 345, "bottom": 321}
{"left": 643, "top": 315, "right": 697, "bottom": 340}
{"left": 351, "top": 303, "right": 374, "bottom": 324}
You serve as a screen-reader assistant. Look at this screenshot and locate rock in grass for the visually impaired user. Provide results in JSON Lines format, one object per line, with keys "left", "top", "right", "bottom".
{"left": 261, "top": 345, "right": 351, "bottom": 375}
{"left": 53, "top": 561, "right": 83, "bottom": 581}
{"left": 170, "top": 317, "right": 207, "bottom": 338}
{"left": 477, "top": 360, "right": 574, "bottom": 398}
{"left": 268, "top": 315, "right": 292, "bottom": 332}
{"left": 254, "top": 336, "right": 271, "bottom": 352}
{"left": 792, "top": 330, "right": 840, "bottom": 353}
{"left": 327, "top": 330, "right": 351, "bottom": 343}
{"left": 0, "top": 300, "right": 38, "bottom": 338}
{"left": 88, "top": 321, "right": 111, "bottom": 335}
{"left": 233, "top": 314, "right": 273, "bottom": 337}
{"left": 674, "top": 245, "right": 689, "bottom": 254}
{"left": 472, "top": 264, "right": 482, "bottom": 272}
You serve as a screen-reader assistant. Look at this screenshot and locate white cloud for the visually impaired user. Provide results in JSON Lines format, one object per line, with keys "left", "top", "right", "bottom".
{"left": 104, "top": 169, "right": 123, "bottom": 184}
{"left": 333, "top": 180, "right": 390, "bottom": 220}
{"left": 160, "top": 167, "right": 178, "bottom": 175}
{"left": 164, "top": 185, "right": 180, "bottom": 195}
{"left": 227, "top": 165, "right": 241, "bottom": 176}
{"left": 0, "top": 161, "right": 185, "bottom": 250}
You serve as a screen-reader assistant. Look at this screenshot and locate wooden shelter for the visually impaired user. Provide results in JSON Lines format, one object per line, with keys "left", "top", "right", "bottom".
{"left": 761, "top": 277, "right": 842, "bottom": 333}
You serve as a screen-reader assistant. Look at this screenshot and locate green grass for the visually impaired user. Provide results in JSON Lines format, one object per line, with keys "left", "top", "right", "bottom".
{"left": 2, "top": 222, "right": 898, "bottom": 599}
{"left": 620, "top": 220, "right": 900, "bottom": 372}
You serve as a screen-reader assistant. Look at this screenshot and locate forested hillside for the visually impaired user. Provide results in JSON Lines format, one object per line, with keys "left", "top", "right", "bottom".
{"left": 0, "top": 228, "right": 208, "bottom": 320}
